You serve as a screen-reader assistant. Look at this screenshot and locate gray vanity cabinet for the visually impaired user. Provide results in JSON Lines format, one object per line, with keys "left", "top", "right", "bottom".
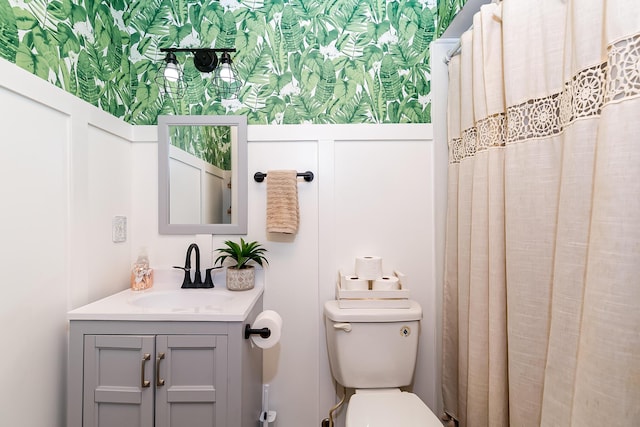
{"left": 68, "top": 295, "right": 264, "bottom": 427}
{"left": 82, "top": 334, "right": 228, "bottom": 427}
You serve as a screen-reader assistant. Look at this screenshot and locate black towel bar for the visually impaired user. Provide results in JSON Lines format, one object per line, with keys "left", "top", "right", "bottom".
{"left": 254, "top": 171, "right": 314, "bottom": 183}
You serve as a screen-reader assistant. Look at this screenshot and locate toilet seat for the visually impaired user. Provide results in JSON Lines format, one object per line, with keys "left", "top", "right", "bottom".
{"left": 346, "top": 389, "right": 442, "bottom": 427}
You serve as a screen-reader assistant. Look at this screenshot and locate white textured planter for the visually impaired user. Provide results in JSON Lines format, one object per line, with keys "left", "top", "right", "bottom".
{"left": 226, "top": 266, "right": 255, "bottom": 291}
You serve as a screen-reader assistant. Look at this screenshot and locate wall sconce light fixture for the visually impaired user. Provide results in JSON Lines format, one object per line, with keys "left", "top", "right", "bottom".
{"left": 212, "top": 51, "right": 242, "bottom": 99}
{"left": 156, "top": 48, "right": 240, "bottom": 99}
{"left": 156, "top": 50, "right": 186, "bottom": 97}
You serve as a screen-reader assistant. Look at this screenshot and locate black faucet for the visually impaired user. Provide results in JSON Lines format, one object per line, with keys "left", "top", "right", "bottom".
{"left": 174, "top": 243, "right": 217, "bottom": 288}
{"left": 174, "top": 243, "right": 202, "bottom": 288}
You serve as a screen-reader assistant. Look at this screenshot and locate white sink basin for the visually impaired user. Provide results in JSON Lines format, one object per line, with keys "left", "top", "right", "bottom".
{"left": 131, "top": 290, "right": 233, "bottom": 310}
{"left": 68, "top": 269, "right": 264, "bottom": 321}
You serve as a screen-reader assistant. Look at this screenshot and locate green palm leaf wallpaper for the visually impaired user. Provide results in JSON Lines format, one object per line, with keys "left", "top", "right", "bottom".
{"left": 170, "top": 124, "right": 231, "bottom": 169}
{"left": 1, "top": 0, "right": 466, "bottom": 125}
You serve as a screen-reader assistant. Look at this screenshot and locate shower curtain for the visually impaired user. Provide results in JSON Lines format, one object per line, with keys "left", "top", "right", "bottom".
{"left": 442, "top": 1, "right": 640, "bottom": 426}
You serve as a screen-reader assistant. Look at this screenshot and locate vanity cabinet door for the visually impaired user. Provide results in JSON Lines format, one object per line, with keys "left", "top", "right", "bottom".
{"left": 155, "top": 334, "right": 228, "bottom": 427}
{"left": 81, "top": 333, "right": 229, "bottom": 427}
{"left": 83, "top": 335, "right": 155, "bottom": 427}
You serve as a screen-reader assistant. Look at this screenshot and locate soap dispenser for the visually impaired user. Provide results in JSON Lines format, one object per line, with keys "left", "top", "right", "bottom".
{"left": 130, "top": 248, "right": 154, "bottom": 291}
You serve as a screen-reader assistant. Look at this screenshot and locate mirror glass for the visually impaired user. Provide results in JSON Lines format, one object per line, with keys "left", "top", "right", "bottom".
{"left": 158, "top": 115, "right": 247, "bottom": 234}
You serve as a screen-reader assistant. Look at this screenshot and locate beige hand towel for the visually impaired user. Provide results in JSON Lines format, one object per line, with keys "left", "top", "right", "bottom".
{"left": 266, "top": 170, "right": 299, "bottom": 234}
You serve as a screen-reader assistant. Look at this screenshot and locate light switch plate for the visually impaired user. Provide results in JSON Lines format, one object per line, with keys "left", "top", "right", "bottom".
{"left": 112, "top": 216, "right": 127, "bottom": 242}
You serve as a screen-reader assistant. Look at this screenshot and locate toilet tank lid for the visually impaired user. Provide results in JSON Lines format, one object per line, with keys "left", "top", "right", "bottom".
{"left": 324, "top": 300, "right": 422, "bottom": 322}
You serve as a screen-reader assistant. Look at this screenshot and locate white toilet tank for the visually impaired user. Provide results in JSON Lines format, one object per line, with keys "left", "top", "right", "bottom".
{"left": 323, "top": 300, "right": 422, "bottom": 389}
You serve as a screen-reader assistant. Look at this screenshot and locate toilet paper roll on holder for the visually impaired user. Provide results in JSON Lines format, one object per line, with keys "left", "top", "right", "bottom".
{"left": 244, "top": 324, "right": 271, "bottom": 339}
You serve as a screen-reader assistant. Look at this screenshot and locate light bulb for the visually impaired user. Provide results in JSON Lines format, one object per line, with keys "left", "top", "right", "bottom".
{"left": 217, "top": 63, "right": 235, "bottom": 83}
{"left": 164, "top": 63, "right": 180, "bottom": 82}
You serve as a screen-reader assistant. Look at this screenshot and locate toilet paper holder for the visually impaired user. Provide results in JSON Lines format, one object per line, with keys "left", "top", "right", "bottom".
{"left": 244, "top": 324, "right": 272, "bottom": 339}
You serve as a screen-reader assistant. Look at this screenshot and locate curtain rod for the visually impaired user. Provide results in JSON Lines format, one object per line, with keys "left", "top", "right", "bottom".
{"left": 442, "top": 0, "right": 502, "bottom": 65}
{"left": 443, "top": 40, "right": 462, "bottom": 64}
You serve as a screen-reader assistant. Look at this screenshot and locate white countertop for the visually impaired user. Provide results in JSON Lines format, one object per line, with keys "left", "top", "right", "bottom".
{"left": 68, "top": 269, "right": 264, "bottom": 322}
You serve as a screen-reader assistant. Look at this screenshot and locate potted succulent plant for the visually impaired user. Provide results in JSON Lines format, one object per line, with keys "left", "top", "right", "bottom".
{"left": 214, "top": 238, "right": 268, "bottom": 291}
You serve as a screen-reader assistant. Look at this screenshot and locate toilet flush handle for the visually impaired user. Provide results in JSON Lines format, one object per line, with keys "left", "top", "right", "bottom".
{"left": 333, "top": 323, "right": 352, "bottom": 332}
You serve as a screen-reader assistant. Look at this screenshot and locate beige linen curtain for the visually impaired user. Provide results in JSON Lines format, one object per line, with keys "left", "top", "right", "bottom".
{"left": 442, "top": 1, "right": 640, "bottom": 426}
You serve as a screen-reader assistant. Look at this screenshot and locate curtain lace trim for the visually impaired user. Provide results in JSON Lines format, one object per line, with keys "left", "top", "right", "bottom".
{"left": 449, "top": 32, "right": 640, "bottom": 164}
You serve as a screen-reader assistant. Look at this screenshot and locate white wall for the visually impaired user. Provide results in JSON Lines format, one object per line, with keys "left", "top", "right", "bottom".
{"left": 0, "top": 74, "right": 69, "bottom": 427}
{"left": 0, "top": 59, "right": 135, "bottom": 426}
{"left": 0, "top": 57, "right": 444, "bottom": 427}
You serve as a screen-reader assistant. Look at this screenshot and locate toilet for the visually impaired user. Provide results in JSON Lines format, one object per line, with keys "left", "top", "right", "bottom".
{"left": 324, "top": 300, "right": 442, "bottom": 427}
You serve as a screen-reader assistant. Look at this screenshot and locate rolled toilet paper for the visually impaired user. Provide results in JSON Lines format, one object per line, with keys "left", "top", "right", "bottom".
{"left": 250, "top": 310, "right": 283, "bottom": 349}
{"left": 372, "top": 275, "right": 400, "bottom": 290}
{"left": 354, "top": 256, "right": 383, "bottom": 280}
{"left": 342, "top": 275, "right": 369, "bottom": 290}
